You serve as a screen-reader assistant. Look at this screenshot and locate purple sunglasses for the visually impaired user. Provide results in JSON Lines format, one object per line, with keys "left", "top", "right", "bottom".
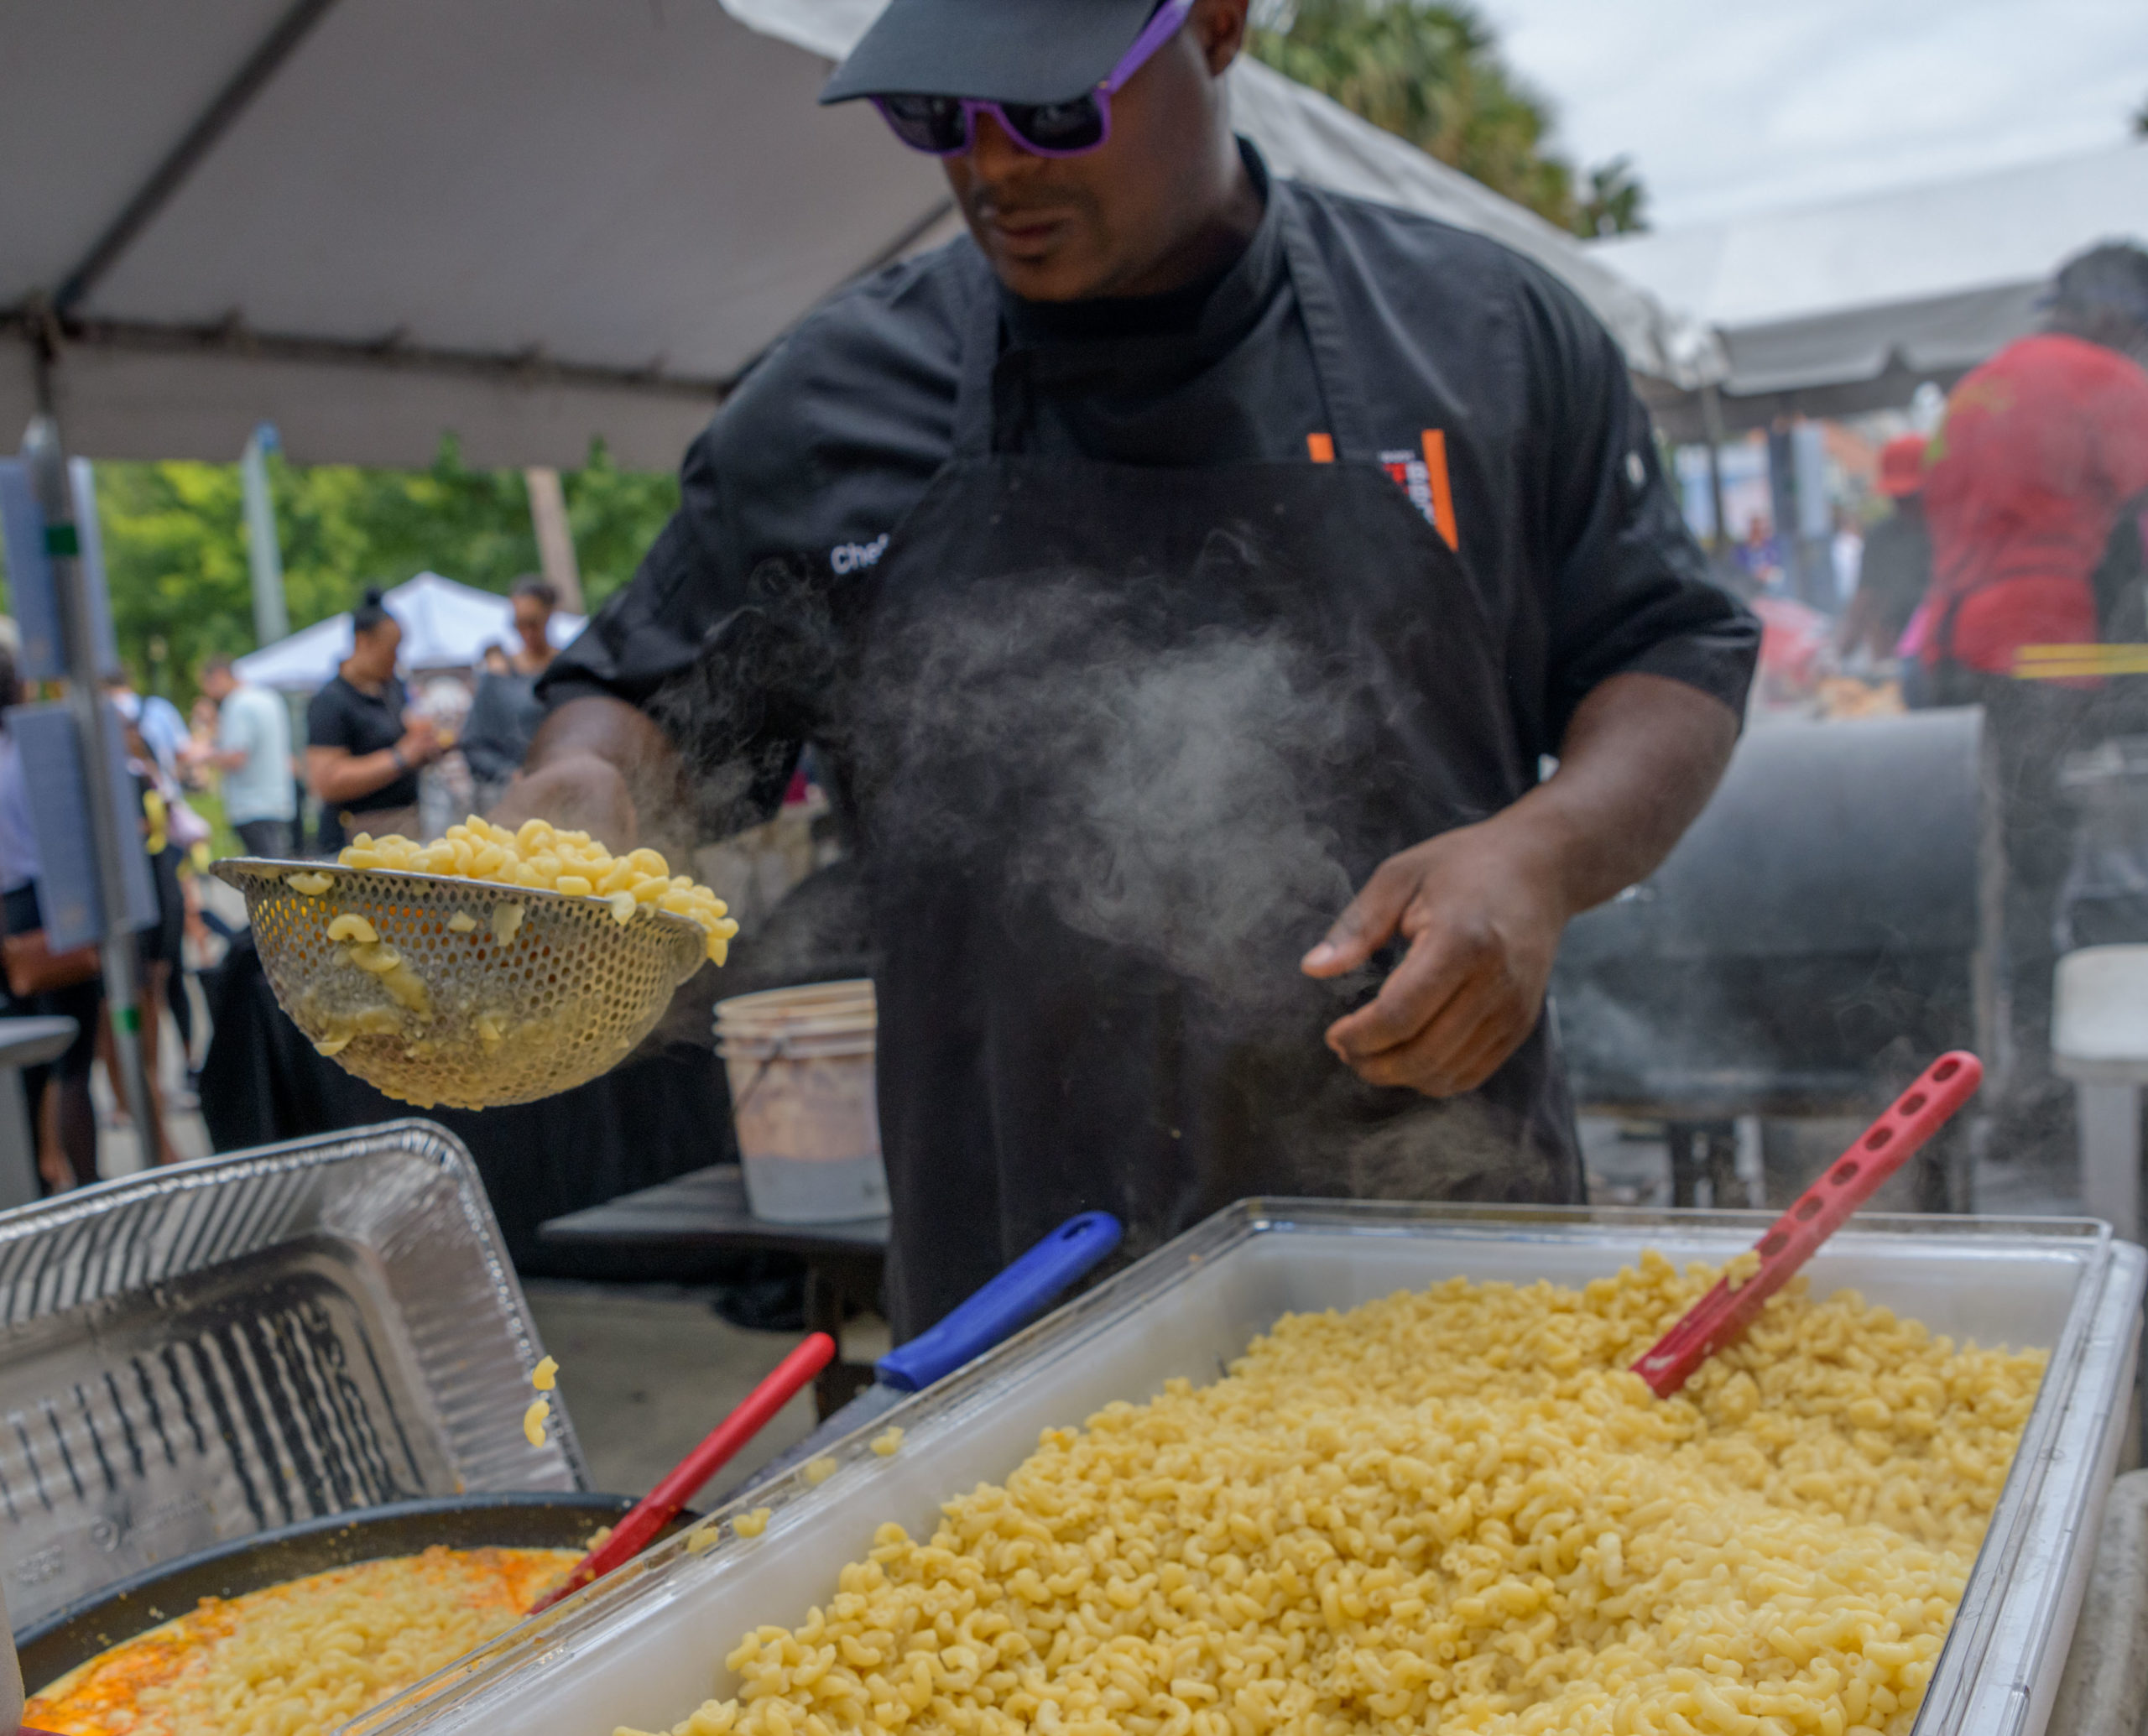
{"left": 871, "top": 0, "right": 1197, "bottom": 159}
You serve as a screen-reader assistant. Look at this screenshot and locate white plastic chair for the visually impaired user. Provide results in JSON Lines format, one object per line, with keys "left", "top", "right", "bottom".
{"left": 2053, "top": 946, "right": 2148, "bottom": 1244}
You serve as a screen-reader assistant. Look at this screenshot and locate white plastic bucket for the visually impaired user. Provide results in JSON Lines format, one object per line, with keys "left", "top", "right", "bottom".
{"left": 715, "top": 980, "right": 887, "bottom": 1222}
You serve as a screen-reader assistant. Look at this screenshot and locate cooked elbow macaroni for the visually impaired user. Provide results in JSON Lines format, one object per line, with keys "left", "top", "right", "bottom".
{"left": 339, "top": 816, "right": 740, "bottom": 965}
{"left": 622, "top": 1254, "right": 2042, "bottom": 1736}
{"left": 26, "top": 1546, "right": 580, "bottom": 1736}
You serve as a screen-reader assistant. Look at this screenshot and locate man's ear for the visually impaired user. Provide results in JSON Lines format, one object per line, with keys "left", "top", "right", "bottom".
{"left": 1193, "top": 0, "right": 1251, "bottom": 76}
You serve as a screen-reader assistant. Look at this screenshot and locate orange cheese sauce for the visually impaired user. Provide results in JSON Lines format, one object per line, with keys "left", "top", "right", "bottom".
{"left": 25, "top": 1545, "right": 579, "bottom": 1735}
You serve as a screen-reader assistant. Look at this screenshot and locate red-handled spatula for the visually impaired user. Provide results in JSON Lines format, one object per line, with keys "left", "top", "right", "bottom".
{"left": 1632, "top": 1050, "right": 1984, "bottom": 1400}
{"left": 530, "top": 1330, "right": 836, "bottom": 1613}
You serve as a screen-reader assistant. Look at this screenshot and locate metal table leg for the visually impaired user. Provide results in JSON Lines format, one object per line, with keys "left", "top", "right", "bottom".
{"left": 803, "top": 1250, "right": 884, "bottom": 1420}
{"left": 0, "top": 1017, "right": 82, "bottom": 1210}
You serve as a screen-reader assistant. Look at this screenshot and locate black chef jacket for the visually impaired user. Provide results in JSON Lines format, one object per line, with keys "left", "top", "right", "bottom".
{"left": 548, "top": 145, "right": 1757, "bottom": 1317}
{"left": 546, "top": 143, "right": 1755, "bottom": 755}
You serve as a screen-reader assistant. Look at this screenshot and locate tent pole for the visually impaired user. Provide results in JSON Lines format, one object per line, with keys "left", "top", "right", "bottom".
{"left": 23, "top": 417, "right": 160, "bottom": 1169}
{"left": 241, "top": 425, "right": 290, "bottom": 645}
{"left": 1700, "top": 383, "right": 1729, "bottom": 558}
{"left": 523, "top": 468, "right": 584, "bottom": 612}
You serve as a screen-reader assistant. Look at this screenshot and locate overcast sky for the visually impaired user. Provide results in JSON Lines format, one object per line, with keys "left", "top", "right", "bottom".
{"left": 1476, "top": 0, "right": 2148, "bottom": 230}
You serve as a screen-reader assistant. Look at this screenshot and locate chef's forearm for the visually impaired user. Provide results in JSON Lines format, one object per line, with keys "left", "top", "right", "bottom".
{"left": 520, "top": 695, "right": 676, "bottom": 779}
{"left": 1500, "top": 671, "right": 1739, "bottom": 923}
{"left": 494, "top": 695, "right": 684, "bottom": 852}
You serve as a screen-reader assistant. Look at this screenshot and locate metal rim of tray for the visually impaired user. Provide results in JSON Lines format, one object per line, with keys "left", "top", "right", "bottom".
{"left": 211, "top": 856, "right": 707, "bottom": 946}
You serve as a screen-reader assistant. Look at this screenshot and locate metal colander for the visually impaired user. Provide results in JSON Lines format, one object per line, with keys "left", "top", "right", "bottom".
{"left": 212, "top": 858, "right": 708, "bottom": 1109}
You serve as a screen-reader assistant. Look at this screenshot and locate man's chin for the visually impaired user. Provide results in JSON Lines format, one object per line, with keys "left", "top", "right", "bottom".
{"left": 971, "top": 225, "right": 1109, "bottom": 303}
{"left": 986, "top": 253, "right": 1108, "bottom": 302}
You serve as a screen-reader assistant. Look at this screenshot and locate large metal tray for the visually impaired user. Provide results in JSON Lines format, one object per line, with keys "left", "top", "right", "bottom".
{"left": 352, "top": 1201, "right": 2145, "bottom": 1736}
{"left": 0, "top": 1121, "right": 586, "bottom": 1631}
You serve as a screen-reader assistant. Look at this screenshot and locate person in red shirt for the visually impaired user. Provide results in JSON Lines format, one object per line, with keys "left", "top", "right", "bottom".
{"left": 1838, "top": 434, "right": 1932, "bottom": 675}
{"left": 1920, "top": 242, "right": 2148, "bottom": 1159}
{"left": 1923, "top": 248, "right": 2148, "bottom": 679}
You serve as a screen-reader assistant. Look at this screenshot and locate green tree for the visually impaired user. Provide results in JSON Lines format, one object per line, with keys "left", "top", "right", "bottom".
{"left": 1577, "top": 154, "right": 1649, "bottom": 237}
{"left": 563, "top": 446, "right": 686, "bottom": 607}
{"left": 0, "top": 440, "right": 680, "bottom": 700}
{"left": 1249, "top": 0, "right": 1646, "bottom": 241}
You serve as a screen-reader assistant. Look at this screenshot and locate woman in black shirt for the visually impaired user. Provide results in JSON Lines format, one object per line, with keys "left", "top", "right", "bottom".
{"left": 461, "top": 576, "right": 560, "bottom": 807}
{"left": 305, "top": 588, "right": 445, "bottom": 851}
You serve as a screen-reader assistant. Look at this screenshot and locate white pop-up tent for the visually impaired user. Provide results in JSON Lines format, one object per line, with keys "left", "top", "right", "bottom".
{"left": 721, "top": 0, "right": 1723, "bottom": 390}
{"left": 232, "top": 571, "right": 585, "bottom": 691}
{"left": 0, "top": 0, "right": 1722, "bottom": 481}
{"left": 1594, "top": 145, "right": 2148, "bottom": 438}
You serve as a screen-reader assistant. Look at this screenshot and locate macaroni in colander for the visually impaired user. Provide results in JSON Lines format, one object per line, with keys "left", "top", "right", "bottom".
{"left": 329, "top": 816, "right": 740, "bottom": 965}
{"left": 623, "top": 1253, "right": 2042, "bottom": 1736}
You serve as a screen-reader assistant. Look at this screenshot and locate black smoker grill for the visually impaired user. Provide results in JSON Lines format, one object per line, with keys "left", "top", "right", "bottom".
{"left": 1550, "top": 708, "right": 1994, "bottom": 1210}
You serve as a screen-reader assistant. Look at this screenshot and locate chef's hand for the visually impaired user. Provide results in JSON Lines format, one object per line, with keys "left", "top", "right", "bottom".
{"left": 488, "top": 695, "right": 684, "bottom": 856}
{"left": 397, "top": 714, "right": 444, "bottom": 767}
{"left": 1299, "top": 672, "right": 1744, "bottom": 1097}
{"left": 1301, "top": 811, "right": 1567, "bottom": 1096}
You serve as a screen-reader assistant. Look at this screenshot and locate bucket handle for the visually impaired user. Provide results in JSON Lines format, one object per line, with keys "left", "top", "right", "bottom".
{"left": 728, "top": 1031, "right": 792, "bottom": 1113}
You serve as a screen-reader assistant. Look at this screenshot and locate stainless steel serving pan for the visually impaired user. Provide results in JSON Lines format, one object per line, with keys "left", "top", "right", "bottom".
{"left": 350, "top": 1200, "right": 2145, "bottom": 1736}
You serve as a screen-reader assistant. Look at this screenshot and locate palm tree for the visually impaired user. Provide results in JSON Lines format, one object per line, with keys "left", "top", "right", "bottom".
{"left": 1577, "top": 154, "right": 1649, "bottom": 237}
{"left": 1249, "top": 0, "right": 1647, "bottom": 240}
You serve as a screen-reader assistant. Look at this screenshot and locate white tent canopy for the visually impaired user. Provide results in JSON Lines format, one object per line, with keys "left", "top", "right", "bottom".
{"left": 1593, "top": 146, "right": 2148, "bottom": 433}
{"left": 1228, "top": 58, "right": 1718, "bottom": 388}
{"left": 1, "top": 0, "right": 1720, "bottom": 480}
{"left": 232, "top": 571, "right": 585, "bottom": 691}
{"left": 724, "top": 0, "right": 1722, "bottom": 390}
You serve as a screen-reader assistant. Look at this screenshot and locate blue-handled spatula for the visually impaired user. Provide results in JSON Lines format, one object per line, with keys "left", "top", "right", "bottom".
{"left": 747, "top": 1210, "right": 1122, "bottom": 1488}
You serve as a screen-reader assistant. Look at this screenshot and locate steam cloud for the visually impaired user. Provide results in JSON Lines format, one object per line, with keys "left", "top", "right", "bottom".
{"left": 658, "top": 548, "right": 1389, "bottom": 1021}
{"left": 852, "top": 571, "right": 1363, "bottom": 1019}
{"left": 654, "top": 552, "right": 1571, "bottom": 1197}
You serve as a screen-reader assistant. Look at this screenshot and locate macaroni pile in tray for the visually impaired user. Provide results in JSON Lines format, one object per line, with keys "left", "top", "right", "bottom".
{"left": 624, "top": 1253, "right": 2042, "bottom": 1736}
{"left": 26, "top": 1546, "right": 581, "bottom": 1736}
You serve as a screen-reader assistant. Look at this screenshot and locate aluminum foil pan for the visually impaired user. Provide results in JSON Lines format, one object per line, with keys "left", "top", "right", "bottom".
{"left": 0, "top": 1121, "right": 585, "bottom": 1632}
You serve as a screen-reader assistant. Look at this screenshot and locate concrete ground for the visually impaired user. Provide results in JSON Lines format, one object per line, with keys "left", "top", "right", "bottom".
{"left": 524, "top": 1280, "right": 890, "bottom": 1500}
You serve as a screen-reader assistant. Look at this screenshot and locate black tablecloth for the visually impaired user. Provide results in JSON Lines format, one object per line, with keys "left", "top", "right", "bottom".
{"left": 200, "top": 933, "right": 740, "bottom": 1275}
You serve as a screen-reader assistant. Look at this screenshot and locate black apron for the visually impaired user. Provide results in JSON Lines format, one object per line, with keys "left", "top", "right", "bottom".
{"left": 844, "top": 200, "right": 1582, "bottom": 1336}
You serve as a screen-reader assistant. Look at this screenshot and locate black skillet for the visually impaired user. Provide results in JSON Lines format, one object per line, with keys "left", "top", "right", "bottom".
{"left": 15, "top": 1491, "right": 680, "bottom": 1694}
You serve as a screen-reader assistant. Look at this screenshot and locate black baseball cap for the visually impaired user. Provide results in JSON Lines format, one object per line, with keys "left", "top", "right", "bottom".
{"left": 820, "top": 0, "right": 1165, "bottom": 106}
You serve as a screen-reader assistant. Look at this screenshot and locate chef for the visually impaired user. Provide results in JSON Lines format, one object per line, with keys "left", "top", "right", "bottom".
{"left": 510, "top": 0, "right": 1758, "bottom": 1334}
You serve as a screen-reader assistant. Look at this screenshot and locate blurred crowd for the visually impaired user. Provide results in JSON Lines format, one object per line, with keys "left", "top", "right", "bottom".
{"left": 0, "top": 575, "right": 566, "bottom": 1196}
{"left": 1719, "top": 241, "right": 2148, "bottom": 1164}
{"left": 1725, "top": 243, "right": 2148, "bottom": 730}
